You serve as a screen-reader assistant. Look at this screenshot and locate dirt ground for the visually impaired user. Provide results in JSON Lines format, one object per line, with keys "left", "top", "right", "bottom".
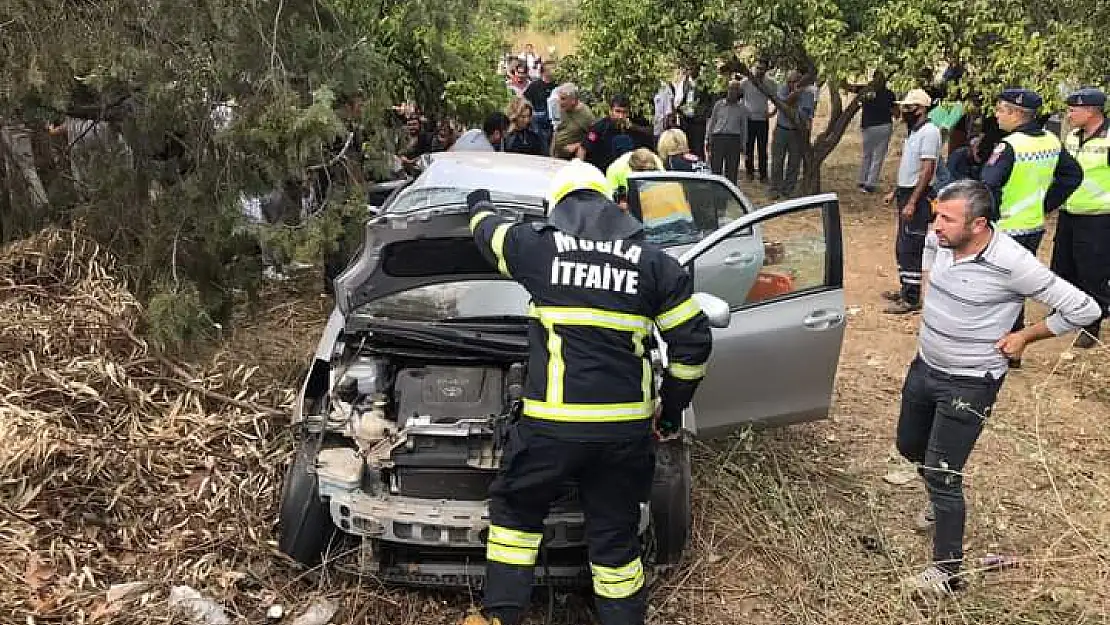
{"left": 237, "top": 123, "right": 1109, "bottom": 623}
{"left": 662, "top": 122, "right": 1110, "bottom": 624}
{"left": 4, "top": 116, "right": 1108, "bottom": 625}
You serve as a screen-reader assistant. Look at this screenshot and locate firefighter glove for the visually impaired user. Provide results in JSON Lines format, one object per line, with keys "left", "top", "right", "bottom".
{"left": 466, "top": 189, "right": 492, "bottom": 213}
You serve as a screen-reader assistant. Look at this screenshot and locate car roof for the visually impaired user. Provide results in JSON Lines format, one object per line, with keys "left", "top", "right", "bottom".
{"left": 410, "top": 151, "right": 567, "bottom": 200}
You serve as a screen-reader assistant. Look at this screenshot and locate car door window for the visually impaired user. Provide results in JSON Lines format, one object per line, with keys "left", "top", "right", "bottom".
{"left": 626, "top": 174, "right": 758, "bottom": 306}
{"left": 626, "top": 175, "right": 750, "bottom": 247}
{"left": 691, "top": 203, "right": 830, "bottom": 308}
{"left": 676, "top": 195, "right": 845, "bottom": 437}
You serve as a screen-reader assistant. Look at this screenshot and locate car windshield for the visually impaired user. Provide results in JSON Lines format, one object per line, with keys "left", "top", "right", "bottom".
{"left": 353, "top": 280, "right": 531, "bottom": 321}
{"left": 387, "top": 187, "right": 543, "bottom": 214}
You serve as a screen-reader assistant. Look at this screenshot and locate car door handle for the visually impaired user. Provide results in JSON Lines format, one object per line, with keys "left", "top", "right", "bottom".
{"left": 723, "top": 252, "right": 756, "bottom": 266}
{"left": 803, "top": 310, "right": 844, "bottom": 330}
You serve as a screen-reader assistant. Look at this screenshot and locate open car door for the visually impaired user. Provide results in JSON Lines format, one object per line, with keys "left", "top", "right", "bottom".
{"left": 626, "top": 175, "right": 845, "bottom": 439}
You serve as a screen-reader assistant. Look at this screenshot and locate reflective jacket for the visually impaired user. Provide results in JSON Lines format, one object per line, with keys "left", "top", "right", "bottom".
{"left": 981, "top": 121, "right": 1083, "bottom": 232}
{"left": 1064, "top": 121, "right": 1110, "bottom": 215}
{"left": 469, "top": 190, "right": 713, "bottom": 440}
{"left": 996, "top": 131, "right": 1061, "bottom": 232}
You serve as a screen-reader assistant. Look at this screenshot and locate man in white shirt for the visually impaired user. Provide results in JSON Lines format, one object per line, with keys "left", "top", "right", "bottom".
{"left": 882, "top": 88, "right": 942, "bottom": 314}
{"left": 653, "top": 80, "right": 675, "bottom": 141}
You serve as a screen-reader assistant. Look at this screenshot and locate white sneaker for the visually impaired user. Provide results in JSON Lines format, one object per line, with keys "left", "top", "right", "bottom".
{"left": 902, "top": 565, "right": 959, "bottom": 599}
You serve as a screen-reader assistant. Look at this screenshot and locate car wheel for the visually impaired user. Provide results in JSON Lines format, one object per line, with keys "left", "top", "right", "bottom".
{"left": 648, "top": 437, "right": 692, "bottom": 566}
{"left": 277, "top": 439, "right": 337, "bottom": 566}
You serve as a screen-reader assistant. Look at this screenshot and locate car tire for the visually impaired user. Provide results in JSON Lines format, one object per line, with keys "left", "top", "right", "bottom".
{"left": 277, "top": 439, "right": 337, "bottom": 566}
{"left": 648, "top": 437, "right": 692, "bottom": 566}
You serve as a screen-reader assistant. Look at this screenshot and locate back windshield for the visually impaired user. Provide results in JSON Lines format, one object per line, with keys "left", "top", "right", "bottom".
{"left": 354, "top": 280, "right": 530, "bottom": 321}
{"left": 386, "top": 187, "right": 543, "bottom": 214}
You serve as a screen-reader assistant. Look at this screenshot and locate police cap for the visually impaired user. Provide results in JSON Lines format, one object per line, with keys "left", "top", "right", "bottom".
{"left": 998, "top": 88, "right": 1042, "bottom": 111}
{"left": 1066, "top": 87, "right": 1107, "bottom": 109}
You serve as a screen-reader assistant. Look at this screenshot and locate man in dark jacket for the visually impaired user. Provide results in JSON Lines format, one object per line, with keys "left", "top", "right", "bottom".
{"left": 583, "top": 94, "right": 654, "bottom": 172}
{"left": 465, "top": 160, "right": 712, "bottom": 625}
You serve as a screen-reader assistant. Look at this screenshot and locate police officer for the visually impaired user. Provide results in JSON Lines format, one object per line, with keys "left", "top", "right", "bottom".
{"left": 980, "top": 88, "right": 1083, "bottom": 356}
{"left": 464, "top": 161, "right": 713, "bottom": 625}
{"left": 1051, "top": 87, "right": 1110, "bottom": 348}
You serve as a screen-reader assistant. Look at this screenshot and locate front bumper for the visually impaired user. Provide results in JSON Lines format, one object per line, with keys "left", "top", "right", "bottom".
{"left": 316, "top": 448, "right": 649, "bottom": 552}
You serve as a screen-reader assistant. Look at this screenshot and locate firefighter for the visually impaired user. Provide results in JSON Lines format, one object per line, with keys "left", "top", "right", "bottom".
{"left": 463, "top": 160, "right": 713, "bottom": 625}
{"left": 1052, "top": 87, "right": 1110, "bottom": 347}
{"left": 980, "top": 88, "right": 1083, "bottom": 363}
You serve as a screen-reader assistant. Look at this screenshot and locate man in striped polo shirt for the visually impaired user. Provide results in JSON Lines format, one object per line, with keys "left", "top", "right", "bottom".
{"left": 896, "top": 180, "right": 1100, "bottom": 598}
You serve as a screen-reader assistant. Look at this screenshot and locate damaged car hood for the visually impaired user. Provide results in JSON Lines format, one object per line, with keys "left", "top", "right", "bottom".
{"left": 334, "top": 205, "right": 544, "bottom": 314}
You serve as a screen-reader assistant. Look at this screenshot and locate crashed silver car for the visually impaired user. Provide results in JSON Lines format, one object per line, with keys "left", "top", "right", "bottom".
{"left": 278, "top": 152, "right": 846, "bottom": 586}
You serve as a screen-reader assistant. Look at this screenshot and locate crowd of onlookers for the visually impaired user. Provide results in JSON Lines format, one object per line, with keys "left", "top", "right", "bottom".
{"left": 388, "top": 50, "right": 834, "bottom": 205}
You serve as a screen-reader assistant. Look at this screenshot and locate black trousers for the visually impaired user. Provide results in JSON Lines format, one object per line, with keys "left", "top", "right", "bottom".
{"left": 1008, "top": 231, "right": 1045, "bottom": 333}
{"left": 483, "top": 419, "right": 655, "bottom": 625}
{"left": 682, "top": 117, "right": 707, "bottom": 160}
{"left": 1050, "top": 211, "right": 1110, "bottom": 337}
{"left": 895, "top": 187, "right": 933, "bottom": 305}
{"left": 897, "top": 357, "right": 1005, "bottom": 574}
{"left": 709, "top": 133, "right": 744, "bottom": 185}
{"left": 744, "top": 119, "right": 769, "bottom": 179}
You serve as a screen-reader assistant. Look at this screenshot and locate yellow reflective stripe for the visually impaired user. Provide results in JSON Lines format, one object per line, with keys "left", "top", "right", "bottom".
{"left": 469, "top": 210, "right": 494, "bottom": 232}
{"left": 488, "top": 525, "right": 543, "bottom": 549}
{"left": 656, "top": 297, "right": 701, "bottom": 331}
{"left": 634, "top": 330, "right": 651, "bottom": 407}
{"left": 530, "top": 305, "right": 652, "bottom": 333}
{"left": 591, "top": 559, "right": 645, "bottom": 599}
{"left": 523, "top": 399, "right": 651, "bottom": 422}
{"left": 487, "top": 544, "right": 539, "bottom": 566}
{"left": 668, "top": 361, "right": 707, "bottom": 380}
{"left": 536, "top": 316, "right": 564, "bottom": 404}
{"left": 491, "top": 223, "right": 512, "bottom": 277}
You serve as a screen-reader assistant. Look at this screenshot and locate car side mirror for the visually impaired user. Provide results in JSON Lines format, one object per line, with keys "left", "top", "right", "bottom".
{"left": 367, "top": 205, "right": 381, "bottom": 216}
{"left": 692, "top": 292, "right": 730, "bottom": 328}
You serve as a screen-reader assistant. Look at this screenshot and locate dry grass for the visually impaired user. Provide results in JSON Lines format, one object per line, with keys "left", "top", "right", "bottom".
{"left": 1, "top": 106, "right": 1108, "bottom": 625}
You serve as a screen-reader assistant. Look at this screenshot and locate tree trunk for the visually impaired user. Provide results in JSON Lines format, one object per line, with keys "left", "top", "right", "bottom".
{"left": 799, "top": 82, "right": 864, "bottom": 195}
{"left": 799, "top": 146, "right": 822, "bottom": 195}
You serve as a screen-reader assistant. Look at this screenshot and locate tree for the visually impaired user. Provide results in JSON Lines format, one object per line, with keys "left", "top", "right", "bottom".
{"left": 0, "top": 0, "right": 511, "bottom": 343}
{"left": 573, "top": 0, "right": 1110, "bottom": 194}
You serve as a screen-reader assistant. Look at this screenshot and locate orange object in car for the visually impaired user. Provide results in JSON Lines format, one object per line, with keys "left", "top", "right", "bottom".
{"left": 745, "top": 269, "right": 795, "bottom": 303}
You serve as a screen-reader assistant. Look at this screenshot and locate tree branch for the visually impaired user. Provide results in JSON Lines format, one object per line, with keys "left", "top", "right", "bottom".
{"left": 814, "top": 93, "right": 864, "bottom": 162}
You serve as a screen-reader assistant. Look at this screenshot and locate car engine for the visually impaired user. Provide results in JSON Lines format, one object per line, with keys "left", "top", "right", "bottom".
{"left": 327, "top": 355, "right": 525, "bottom": 501}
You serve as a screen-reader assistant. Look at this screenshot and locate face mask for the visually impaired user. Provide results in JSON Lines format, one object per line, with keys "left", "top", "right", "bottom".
{"left": 903, "top": 110, "right": 920, "bottom": 128}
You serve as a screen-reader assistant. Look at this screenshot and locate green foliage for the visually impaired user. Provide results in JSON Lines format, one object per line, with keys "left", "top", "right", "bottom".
{"left": 482, "top": 0, "right": 532, "bottom": 29}
{"left": 0, "top": 0, "right": 517, "bottom": 345}
{"left": 530, "top": 0, "right": 580, "bottom": 34}
{"left": 573, "top": 0, "right": 734, "bottom": 113}
{"left": 143, "top": 280, "right": 213, "bottom": 354}
{"left": 441, "top": 29, "right": 512, "bottom": 125}
{"left": 573, "top": 0, "right": 1110, "bottom": 191}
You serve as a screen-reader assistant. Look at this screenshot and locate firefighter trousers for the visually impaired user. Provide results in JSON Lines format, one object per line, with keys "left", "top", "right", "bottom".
{"left": 483, "top": 418, "right": 655, "bottom": 625}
